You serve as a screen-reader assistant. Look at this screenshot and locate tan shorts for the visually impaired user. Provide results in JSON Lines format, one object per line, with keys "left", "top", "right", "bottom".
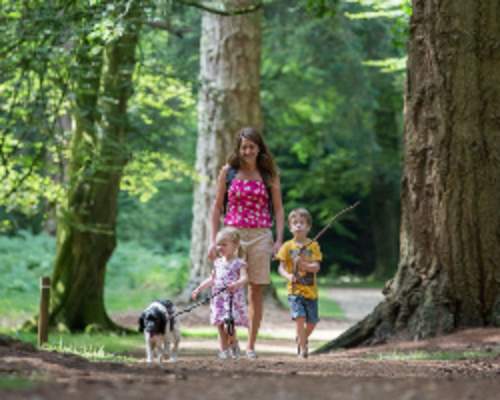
{"left": 237, "top": 228, "right": 273, "bottom": 285}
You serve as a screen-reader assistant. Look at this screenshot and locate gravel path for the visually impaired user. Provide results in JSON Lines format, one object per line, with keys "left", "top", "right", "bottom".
{"left": 327, "top": 288, "right": 384, "bottom": 322}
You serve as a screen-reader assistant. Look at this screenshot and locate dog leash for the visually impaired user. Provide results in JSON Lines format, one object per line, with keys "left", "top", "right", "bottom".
{"left": 171, "top": 285, "right": 229, "bottom": 320}
{"left": 224, "top": 293, "right": 235, "bottom": 337}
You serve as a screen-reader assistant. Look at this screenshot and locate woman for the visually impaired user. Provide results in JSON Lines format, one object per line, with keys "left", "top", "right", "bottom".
{"left": 208, "top": 126, "right": 284, "bottom": 359}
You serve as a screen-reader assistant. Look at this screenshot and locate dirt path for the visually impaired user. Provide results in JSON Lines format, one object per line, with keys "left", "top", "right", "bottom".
{"left": 2, "top": 290, "right": 500, "bottom": 399}
{"left": 327, "top": 287, "right": 384, "bottom": 322}
{"left": 2, "top": 330, "right": 500, "bottom": 400}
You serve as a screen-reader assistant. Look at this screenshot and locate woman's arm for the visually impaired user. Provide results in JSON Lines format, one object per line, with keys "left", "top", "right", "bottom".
{"left": 208, "top": 165, "right": 229, "bottom": 260}
{"left": 271, "top": 176, "right": 285, "bottom": 254}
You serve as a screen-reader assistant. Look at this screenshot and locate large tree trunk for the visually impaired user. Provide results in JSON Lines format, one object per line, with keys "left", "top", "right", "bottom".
{"left": 185, "top": 2, "right": 262, "bottom": 297}
{"left": 49, "top": 5, "right": 142, "bottom": 331}
{"left": 318, "top": 0, "right": 500, "bottom": 352}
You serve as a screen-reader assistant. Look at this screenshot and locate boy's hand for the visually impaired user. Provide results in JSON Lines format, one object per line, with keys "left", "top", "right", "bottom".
{"left": 297, "top": 255, "right": 309, "bottom": 272}
{"left": 287, "top": 273, "right": 297, "bottom": 283}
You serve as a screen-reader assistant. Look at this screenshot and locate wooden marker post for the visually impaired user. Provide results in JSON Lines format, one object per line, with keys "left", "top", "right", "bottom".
{"left": 38, "top": 276, "right": 50, "bottom": 347}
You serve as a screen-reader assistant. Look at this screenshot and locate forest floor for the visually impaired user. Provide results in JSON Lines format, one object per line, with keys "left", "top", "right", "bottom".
{"left": 1, "top": 289, "right": 500, "bottom": 399}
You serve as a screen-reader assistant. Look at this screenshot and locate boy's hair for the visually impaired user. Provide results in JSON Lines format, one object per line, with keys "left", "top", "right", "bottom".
{"left": 215, "top": 226, "right": 241, "bottom": 245}
{"left": 288, "top": 208, "right": 312, "bottom": 227}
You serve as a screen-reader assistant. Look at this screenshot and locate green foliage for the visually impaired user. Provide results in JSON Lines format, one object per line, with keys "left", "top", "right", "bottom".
{"left": 122, "top": 151, "right": 197, "bottom": 202}
{"left": 117, "top": 28, "right": 199, "bottom": 249}
{"left": 0, "top": 233, "right": 190, "bottom": 319}
{"left": 263, "top": 0, "right": 404, "bottom": 274}
{"left": 1, "top": 2, "right": 197, "bottom": 238}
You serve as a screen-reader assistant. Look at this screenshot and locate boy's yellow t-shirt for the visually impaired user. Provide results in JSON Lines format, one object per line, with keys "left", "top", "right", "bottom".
{"left": 276, "top": 239, "right": 322, "bottom": 300}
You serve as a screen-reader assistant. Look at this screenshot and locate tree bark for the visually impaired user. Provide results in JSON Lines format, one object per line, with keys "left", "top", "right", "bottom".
{"left": 318, "top": 0, "right": 500, "bottom": 352}
{"left": 48, "top": 4, "right": 142, "bottom": 331}
{"left": 185, "top": 1, "right": 262, "bottom": 296}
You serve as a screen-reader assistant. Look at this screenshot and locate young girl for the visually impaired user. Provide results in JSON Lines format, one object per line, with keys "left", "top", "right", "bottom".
{"left": 192, "top": 227, "right": 248, "bottom": 359}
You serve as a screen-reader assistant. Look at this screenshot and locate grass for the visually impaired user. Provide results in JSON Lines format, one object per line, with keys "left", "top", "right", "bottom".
{"left": 367, "top": 349, "right": 500, "bottom": 361}
{"left": 2, "top": 329, "right": 144, "bottom": 360}
{"left": 0, "top": 325, "right": 293, "bottom": 363}
{"left": 0, "top": 376, "right": 37, "bottom": 390}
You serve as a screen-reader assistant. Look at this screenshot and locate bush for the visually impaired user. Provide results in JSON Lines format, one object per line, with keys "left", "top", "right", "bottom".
{"left": 0, "top": 233, "right": 190, "bottom": 318}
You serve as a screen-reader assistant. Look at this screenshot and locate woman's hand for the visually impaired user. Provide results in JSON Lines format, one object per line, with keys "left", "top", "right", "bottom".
{"left": 207, "top": 243, "right": 217, "bottom": 261}
{"left": 272, "top": 240, "right": 282, "bottom": 256}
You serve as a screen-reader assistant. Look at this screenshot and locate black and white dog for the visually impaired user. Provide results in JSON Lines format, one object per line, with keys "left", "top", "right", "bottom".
{"left": 138, "top": 300, "right": 180, "bottom": 363}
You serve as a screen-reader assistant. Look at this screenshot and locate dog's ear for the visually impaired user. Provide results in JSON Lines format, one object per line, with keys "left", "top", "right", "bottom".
{"left": 164, "top": 300, "right": 175, "bottom": 314}
{"left": 138, "top": 312, "right": 145, "bottom": 332}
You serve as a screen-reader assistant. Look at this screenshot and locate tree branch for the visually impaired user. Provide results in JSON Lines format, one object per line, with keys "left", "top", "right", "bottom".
{"left": 144, "top": 20, "right": 190, "bottom": 38}
{"left": 175, "top": 0, "right": 263, "bottom": 16}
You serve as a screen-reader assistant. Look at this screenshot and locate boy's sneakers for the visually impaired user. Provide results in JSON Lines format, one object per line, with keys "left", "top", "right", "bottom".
{"left": 298, "top": 344, "right": 309, "bottom": 359}
{"left": 296, "top": 337, "right": 309, "bottom": 359}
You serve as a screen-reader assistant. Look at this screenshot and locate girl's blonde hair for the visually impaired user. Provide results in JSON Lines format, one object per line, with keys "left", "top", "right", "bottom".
{"left": 216, "top": 227, "right": 244, "bottom": 257}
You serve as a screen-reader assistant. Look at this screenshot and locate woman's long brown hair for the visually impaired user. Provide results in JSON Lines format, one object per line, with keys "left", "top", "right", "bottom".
{"left": 227, "top": 127, "right": 278, "bottom": 181}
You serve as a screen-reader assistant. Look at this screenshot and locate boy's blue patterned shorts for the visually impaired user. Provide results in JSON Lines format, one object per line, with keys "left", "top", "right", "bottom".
{"left": 287, "top": 295, "right": 319, "bottom": 324}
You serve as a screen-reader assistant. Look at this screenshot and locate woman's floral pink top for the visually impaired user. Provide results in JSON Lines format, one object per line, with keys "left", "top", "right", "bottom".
{"left": 224, "top": 179, "right": 272, "bottom": 228}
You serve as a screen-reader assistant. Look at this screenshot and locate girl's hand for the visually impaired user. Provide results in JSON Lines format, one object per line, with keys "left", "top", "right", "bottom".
{"left": 227, "top": 282, "right": 240, "bottom": 293}
{"left": 207, "top": 243, "right": 217, "bottom": 261}
{"left": 288, "top": 273, "right": 297, "bottom": 283}
{"left": 191, "top": 289, "right": 199, "bottom": 300}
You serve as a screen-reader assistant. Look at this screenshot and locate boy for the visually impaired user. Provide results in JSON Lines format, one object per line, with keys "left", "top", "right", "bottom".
{"left": 277, "top": 208, "right": 322, "bottom": 359}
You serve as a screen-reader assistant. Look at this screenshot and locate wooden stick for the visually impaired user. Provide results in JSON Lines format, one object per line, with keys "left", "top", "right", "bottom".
{"left": 38, "top": 276, "right": 50, "bottom": 347}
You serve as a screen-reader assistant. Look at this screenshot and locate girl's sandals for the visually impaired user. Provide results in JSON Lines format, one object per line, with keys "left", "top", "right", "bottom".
{"left": 246, "top": 349, "right": 257, "bottom": 359}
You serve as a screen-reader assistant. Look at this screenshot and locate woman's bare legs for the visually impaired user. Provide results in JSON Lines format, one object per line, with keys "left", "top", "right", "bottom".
{"left": 247, "top": 283, "right": 264, "bottom": 351}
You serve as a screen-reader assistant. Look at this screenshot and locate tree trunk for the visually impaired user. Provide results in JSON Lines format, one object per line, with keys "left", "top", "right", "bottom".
{"left": 185, "top": 2, "right": 262, "bottom": 297}
{"left": 318, "top": 0, "right": 500, "bottom": 352}
{"left": 49, "top": 5, "right": 142, "bottom": 331}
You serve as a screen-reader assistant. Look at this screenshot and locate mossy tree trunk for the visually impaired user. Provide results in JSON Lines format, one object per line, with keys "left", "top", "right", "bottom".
{"left": 186, "top": 1, "right": 262, "bottom": 296}
{"left": 318, "top": 0, "right": 500, "bottom": 352}
{"left": 49, "top": 4, "right": 143, "bottom": 331}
